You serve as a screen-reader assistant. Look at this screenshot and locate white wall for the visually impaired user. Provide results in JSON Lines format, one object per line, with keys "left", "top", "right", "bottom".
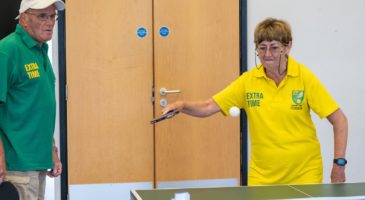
{"left": 248, "top": 0, "right": 365, "bottom": 182}
{"left": 45, "top": 22, "right": 61, "bottom": 200}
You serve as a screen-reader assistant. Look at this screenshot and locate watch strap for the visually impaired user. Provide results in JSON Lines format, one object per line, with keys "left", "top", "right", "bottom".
{"left": 334, "top": 158, "right": 347, "bottom": 166}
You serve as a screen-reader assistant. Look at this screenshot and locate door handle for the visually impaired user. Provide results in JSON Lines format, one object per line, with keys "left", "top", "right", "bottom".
{"left": 160, "top": 88, "right": 181, "bottom": 96}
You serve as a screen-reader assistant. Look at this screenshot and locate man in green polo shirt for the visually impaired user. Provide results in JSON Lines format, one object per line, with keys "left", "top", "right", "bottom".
{"left": 0, "top": 0, "right": 64, "bottom": 199}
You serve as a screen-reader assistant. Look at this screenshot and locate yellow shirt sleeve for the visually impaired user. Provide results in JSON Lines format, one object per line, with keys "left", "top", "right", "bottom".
{"left": 302, "top": 67, "right": 339, "bottom": 118}
{"left": 212, "top": 73, "right": 247, "bottom": 116}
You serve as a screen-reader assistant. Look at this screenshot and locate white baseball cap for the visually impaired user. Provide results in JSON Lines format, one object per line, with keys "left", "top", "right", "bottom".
{"left": 16, "top": 0, "right": 65, "bottom": 19}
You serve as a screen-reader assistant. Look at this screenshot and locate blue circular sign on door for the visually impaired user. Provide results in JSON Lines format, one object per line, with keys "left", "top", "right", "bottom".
{"left": 137, "top": 27, "right": 147, "bottom": 38}
{"left": 159, "top": 26, "right": 169, "bottom": 37}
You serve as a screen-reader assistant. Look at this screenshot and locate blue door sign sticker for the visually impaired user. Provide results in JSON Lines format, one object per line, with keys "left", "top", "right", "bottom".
{"left": 137, "top": 27, "right": 147, "bottom": 38}
{"left": 159, "top": 26, "right": 169, "bottom": 37}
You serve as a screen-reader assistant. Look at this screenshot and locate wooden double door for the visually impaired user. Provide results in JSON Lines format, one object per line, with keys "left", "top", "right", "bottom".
{"left": 66, "top": 0, "right": 240, "bottom": 189}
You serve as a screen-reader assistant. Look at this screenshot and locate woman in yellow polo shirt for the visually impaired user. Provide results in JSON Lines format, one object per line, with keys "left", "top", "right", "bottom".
{"left": 162, "top": 18, "right": 348, "bottom": 186}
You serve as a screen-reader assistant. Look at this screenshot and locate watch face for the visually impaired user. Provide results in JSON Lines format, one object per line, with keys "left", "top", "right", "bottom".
{"left": 335, "top": 158, "right": 347, "bottom": 166}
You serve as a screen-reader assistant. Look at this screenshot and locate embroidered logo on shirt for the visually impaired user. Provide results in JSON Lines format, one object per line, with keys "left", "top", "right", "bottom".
{"left": 246, "top": 92, "right": 264, "bottom": 107}
{"left": 24, "top": 62, "right": 40, "bottom": 79}
{"left": 291, "top": 90, "right": 304, "bottom": 110}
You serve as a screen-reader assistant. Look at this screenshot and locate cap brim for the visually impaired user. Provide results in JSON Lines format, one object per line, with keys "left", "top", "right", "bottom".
{"left": 54, "top": 1, "right": 65, "bottom": 11}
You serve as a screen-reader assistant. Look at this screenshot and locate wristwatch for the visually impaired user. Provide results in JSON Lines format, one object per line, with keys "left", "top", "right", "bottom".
{"left": 334, "top": 158, "right": 347, "bottom": 166}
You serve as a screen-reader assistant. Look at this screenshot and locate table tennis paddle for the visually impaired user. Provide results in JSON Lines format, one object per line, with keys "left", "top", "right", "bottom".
{"left": 0, "top": 181, "right": 19, "bottom": 200}
{"left": 150, "top": 109, "right": 180, "bottom": 124}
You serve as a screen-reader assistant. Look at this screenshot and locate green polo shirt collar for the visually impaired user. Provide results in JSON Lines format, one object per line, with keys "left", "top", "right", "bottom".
{"left": 15, "top": 24, "right": 49, "bottom": 52}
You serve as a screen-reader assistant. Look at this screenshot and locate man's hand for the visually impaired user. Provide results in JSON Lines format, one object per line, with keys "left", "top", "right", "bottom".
{"left": 0, "top": 139, "right": 6, "bottom": 184}
{"left": 0, "top": 162, "right": 5, "bottom": 184}
{"left": 47, "top": 146, "right": 62, "bottom": 177}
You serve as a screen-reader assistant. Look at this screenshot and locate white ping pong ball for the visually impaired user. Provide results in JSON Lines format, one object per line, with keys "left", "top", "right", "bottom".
{"left": 229, "top": 106, "right": 240, "bottom": 117}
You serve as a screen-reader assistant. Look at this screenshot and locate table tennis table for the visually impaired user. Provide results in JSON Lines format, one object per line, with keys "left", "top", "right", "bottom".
{"left": 131, "top": 182, "right": 365, "bottom": 200}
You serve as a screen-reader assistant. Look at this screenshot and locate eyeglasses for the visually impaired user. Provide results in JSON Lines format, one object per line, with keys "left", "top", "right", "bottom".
{"left": 25, "top": 12, "right": 58, "bottom": 21}
{"left": 256, "top": 45, "right": 284, "bottom": 55}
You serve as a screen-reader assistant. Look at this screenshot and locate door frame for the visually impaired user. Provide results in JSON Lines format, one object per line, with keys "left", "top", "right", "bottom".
{"left": 57, "top": 0, "right": 248, "bottom": 199}
{"left": 239, "top": 0, "right": 248, "bottom": 186}
{"left": 56, "top": 7, "right": 68, "bottom": 200}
